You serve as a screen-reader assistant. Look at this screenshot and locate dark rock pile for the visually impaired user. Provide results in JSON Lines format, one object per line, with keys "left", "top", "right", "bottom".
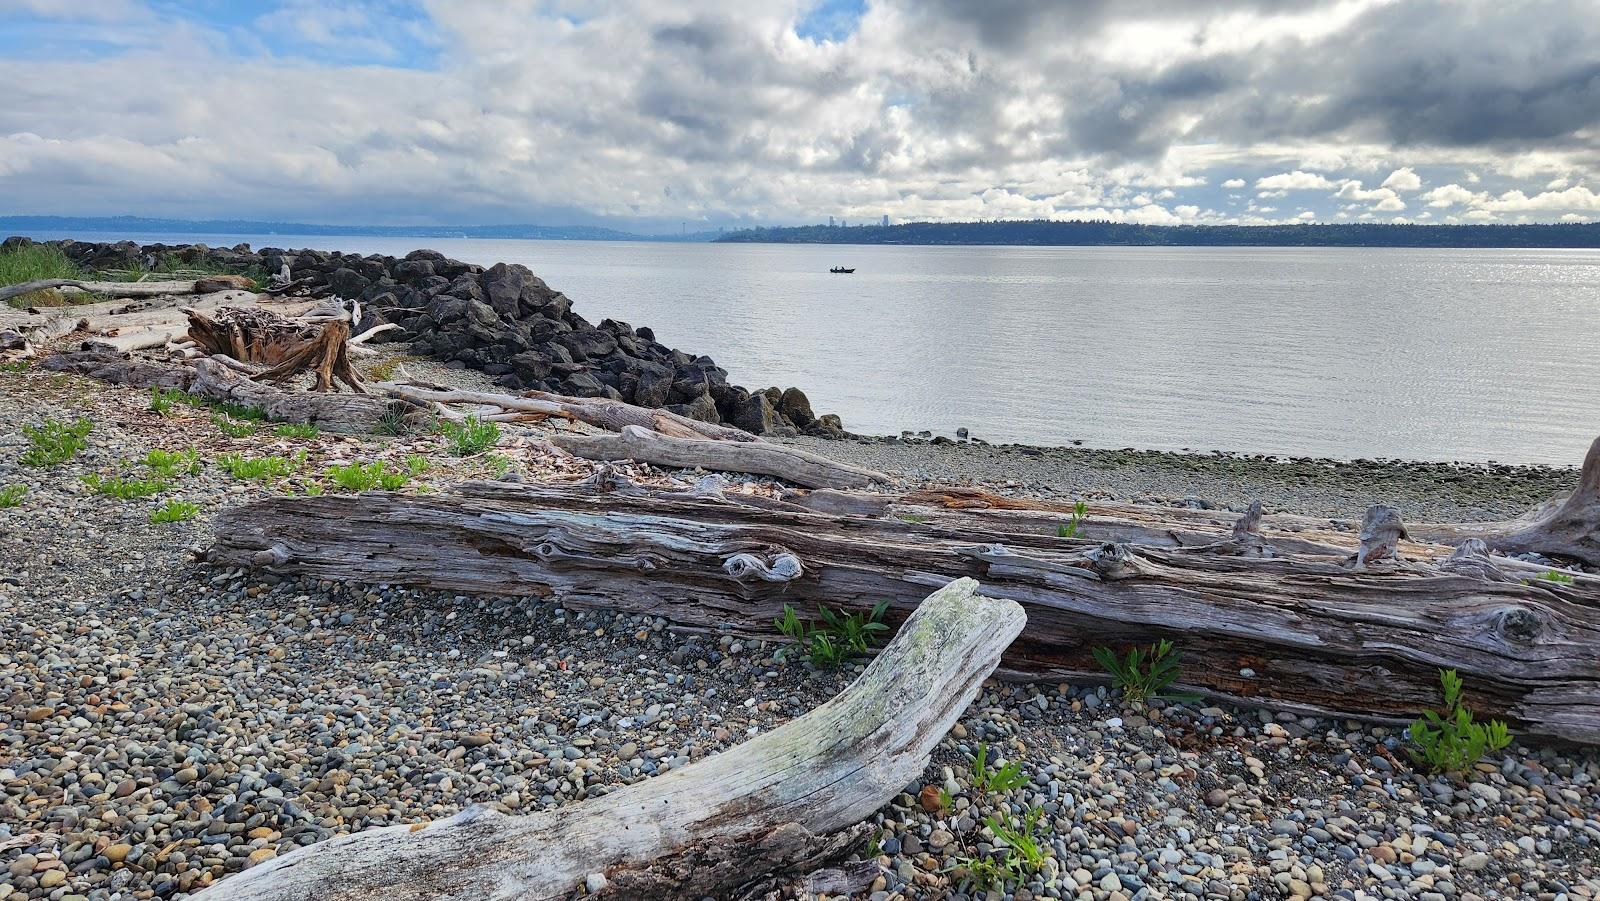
{"left": 17, "top": 237, "right": 841, "bottom": 437}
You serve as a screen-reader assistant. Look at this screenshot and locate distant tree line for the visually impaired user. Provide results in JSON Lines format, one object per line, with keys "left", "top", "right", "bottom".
{"left": 715, "top": 219, "right": 1600, "bottom": 248}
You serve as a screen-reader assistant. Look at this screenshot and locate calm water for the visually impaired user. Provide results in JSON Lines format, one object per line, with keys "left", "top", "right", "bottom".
{"left": 39, "top": 233, "right": 1600, "bottom": 464}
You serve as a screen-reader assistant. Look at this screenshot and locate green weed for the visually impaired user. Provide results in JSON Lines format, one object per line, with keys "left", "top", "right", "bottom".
{"left": 274, "top": 423, "right": 320, "bottom": 439}
{"left": 327, "top": 460, "right": 412, "bottom": 492}
{"left": 20, "top": 418, "right": 92, "bottom": 467}
{"left": 0, "top": 484, "right": 26, "bottom": 508}
{"left": 1092, "top": 638, "right": 1200, "bottom": 704}
{"left": 149, "top": 499, "right": 200, "bottom": 524}
{"left": 971, "top": 742, "right": 1028, "bottom": 795}
{"left": 214, "top": 415, "right": 257, "bottom": 438}
{"left": 143, "top": 448, "right": 199, "bottom": 478}
{"left": 1056, "top": 500, "right": 1088, "bottom": 538}
{"left": 0, "top": 244, "right": 84, "bottom": 307}
{"left": 218, "top": 453, "right": 297, "bottom": 481}
{"left": 1408, "top": 669, "right": 1513, "bottom": 774}
{"left": 438, "top": 415, "right": 500, "bottom": 456}
{"left": 404, "top": 454, "right": 430, "bottom": 475}
{"left": 774, "top": 600, "right": 891, "bottom": 669}
{"left": 953, "top": 806, "right": 1047, "bottom": 891}
{"left": 82, "top": 473, "right": 168, "bottom": 499}
{"left": 1, "top": 360, "right": 32, "bottom": 373}
{"left": 1530, "top": 570, "right": 1575, "bottom": 585}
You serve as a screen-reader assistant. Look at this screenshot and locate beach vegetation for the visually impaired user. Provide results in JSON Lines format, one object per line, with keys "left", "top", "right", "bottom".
{"left": 1408, "top": 669, "right": 1513, "bottom": 773}
{"left": 21, "top": 417, "right": 92, "bottom": 467}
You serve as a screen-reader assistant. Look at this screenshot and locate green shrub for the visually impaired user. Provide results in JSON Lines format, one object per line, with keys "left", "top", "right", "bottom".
{"left": 149, "top": 499, "right": 200, "bottom": 523}
{"left": 0, "top": 244, "right": 84, "bottom": 306}
{"left": 0, "top": 484, "right": 26, "bottom": 508}
{"left": 218, "top": 453, "right": 297, "bottom": 481}
{"left": 1408, "top": 669, "right": 1513, "bottom": 774}
{"left": 327, "top": 460, "right": 412, "bottom": 492}
{"left": 20, "top": 418, "right": 93, "bottom": 467}
{"left": 774, "top": 600, "right": 891, "bottom": 669}
{"left": 274, "top": 423, "right": 319, "bottom": 439}
{"left": 438, "top": 415, "right": 500, "bottom": 456}
{"left": 1056, "top": 500, "right": 1088, "bottom": 538}
{"left": 82, "top": 473, "right": 168, "bottom": 499}
{"left": 1092, "top": 638, "right": 1200, "bottom": 703}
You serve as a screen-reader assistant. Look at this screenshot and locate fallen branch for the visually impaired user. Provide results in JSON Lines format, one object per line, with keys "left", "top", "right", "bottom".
{"left": 554, "top": 424, "right": 889, "bottom": 489}
{"left": 209, "top": 481, "right": 1600, "bottom": 743}
{"left": 203, "top": 578, "right": 1024, "bottom": 901}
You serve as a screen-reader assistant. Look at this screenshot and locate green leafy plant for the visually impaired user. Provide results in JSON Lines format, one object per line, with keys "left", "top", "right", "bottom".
{"left": 1530, "top": 570, "right": 1575, "bottom": 585}
{"left": 143, "top": 448, "right": 199, "bottom": 479}
{"left": 20, "top": 418, "right": 93, "bottom": 467}
{"left": 772, "top": 601, "right": 892, "bottom": 669}
{"left": 953, "top": 806, "right": 1047, "bottom": 891}
{"left": 1056, "top": 500, "right": 1088, "bottom": 538}
{"left": 0, "top": 484, "right": 27, "bottom": 508}
{"left": 327, "top": 460, "right": 412, "bottom": 492}
{"left": 82, "top": 473, "right": 168, "bottom": 499}
{"left": 213, "top": 414, "right": 258, "bottom": 438}
{"left": 218, "top": 453, "right": 297, "bottom": 481}
{"left": 438, "top": 415, "right": 500, "bottom": 456}
{"left": 404, "top": 454, "right": 430, "bottom": 475}
{"left": 972, "top": 742, "right": 1029, "bottom": 794}
{"left": 301, "top": 481, "right": 325, "bottom": 497}
{"left": 274, "top": 423, "right": 320, "bottom": 439}
{"left": 149, "top": 499, "right": 200, "bottom": 524}
{"left": 1092, "top": 638, "right": 1200, "bottom": 703}
{"left": 0, "top": 360, "right": 31, "bottom": 373}
{"left": 1408, "top": 669, "right": 1513, "bottom": 774}
{"left": 210, "top": 400, "right": 266, "bottom": 421}
{"left": 149, "top": 387, "right": 178, "bottom": 415}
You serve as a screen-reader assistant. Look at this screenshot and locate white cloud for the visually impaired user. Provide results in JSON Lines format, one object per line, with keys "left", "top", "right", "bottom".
{"left": 1380, "top": 167, "right": 1422, "bottom": 191}
{"left": 1295, "top": 210, "right": 1316, "bottom": 220}
{"left": 1476, "top": 185, "right": 1600, "bottom": 212}
{"left": 1221, "top": 177, "right": 1246, "bottom": 189}
{"left": 1256, "top": 170, "right": 1337, "bottom": 191}
{"left": 1422, "top": 184, "right": 1481, "bottom": 207}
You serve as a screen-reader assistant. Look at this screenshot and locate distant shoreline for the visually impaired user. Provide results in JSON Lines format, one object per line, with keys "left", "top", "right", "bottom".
{"left": 719, "top": 219, "right": 1600, "bottom": 248}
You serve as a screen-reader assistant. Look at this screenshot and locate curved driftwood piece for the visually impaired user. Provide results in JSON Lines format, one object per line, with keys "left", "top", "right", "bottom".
{"left": 203, "top": 578, "right": 1025, "bottom": 901}
{"left": 210, "top": 481, "right": 1600, "bottom": 743}
{"left": 1413, "top": 435, "right": 1600, "bottom": 568}
{"left": 375, "top": 383, "right": 759, "bottom": 442}
{"left": 0, "top": 290, "right": 274, "bottom": 350}
{"left": 554, "top": 424, "right": 889, "bottom": 489}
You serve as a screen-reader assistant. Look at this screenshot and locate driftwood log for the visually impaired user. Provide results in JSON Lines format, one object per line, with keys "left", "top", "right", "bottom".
{"left": 555, "top": 424, "right": 890, "bottom": 490}
{"left": 203, "top": 578, "right": 1025, "bottom": 901}
{"left": 209, "top": 480, "right": 1600, "bottom": 744}
{"left": 376, "top": 383, "right": 760, "bottom": 442}
{"left": 42, "top": 349, "right": 413, "bottom": 433}
{"left": 0, "top": 290, "right": 285, "bottom": 353}
{"left": 0, "top": 275, "right": 252, "bottom": 305}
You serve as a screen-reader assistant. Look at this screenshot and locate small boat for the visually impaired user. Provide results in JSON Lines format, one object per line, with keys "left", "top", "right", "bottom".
{"left": 829, "top": 266, "right": 855, "bottom": 274}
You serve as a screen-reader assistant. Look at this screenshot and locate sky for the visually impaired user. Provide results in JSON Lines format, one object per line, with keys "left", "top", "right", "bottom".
{"left": 1, "top": 0, "right": 1597, "bottom": 233}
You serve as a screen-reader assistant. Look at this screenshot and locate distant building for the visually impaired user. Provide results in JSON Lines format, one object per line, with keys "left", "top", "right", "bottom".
{"left": 841, "top": 219, "right": 847, "bottom": 228}
{"left": 881, "top": 214, "right": 890, "bottom": 227}
{"left": 828, "top": 216, "right": 835, "bottom": 227}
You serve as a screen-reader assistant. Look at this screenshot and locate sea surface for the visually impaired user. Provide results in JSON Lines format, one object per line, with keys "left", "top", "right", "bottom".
{"left": 30, "top": 232, "right": 1600, "bottom": 465}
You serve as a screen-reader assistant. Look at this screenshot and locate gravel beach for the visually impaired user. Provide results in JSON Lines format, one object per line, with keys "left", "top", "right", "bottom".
{"left": 3, "top": 364, "right": 1597, "bottom": 901}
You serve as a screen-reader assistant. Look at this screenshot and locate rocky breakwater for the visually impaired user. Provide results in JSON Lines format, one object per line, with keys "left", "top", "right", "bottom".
{"left": 32, "top": 238, "right": 839, "bottom": 438}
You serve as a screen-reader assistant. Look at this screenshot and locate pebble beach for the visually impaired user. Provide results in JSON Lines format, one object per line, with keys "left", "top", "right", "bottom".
{"left": 3, "top": 362, "right": 1598, "bottom": 901}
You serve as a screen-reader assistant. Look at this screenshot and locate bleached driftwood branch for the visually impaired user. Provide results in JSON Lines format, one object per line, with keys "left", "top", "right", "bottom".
{"left": 376, "top": 383, "right": 761, "bottom": 443}
{"left": 0, "top": 275, "right": 252, "bottom": 304}
{"left": 202, "top": 578, "right": 1025, "bottom": 901}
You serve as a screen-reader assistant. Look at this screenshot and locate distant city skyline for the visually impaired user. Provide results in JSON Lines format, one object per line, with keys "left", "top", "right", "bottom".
{"left": 0, "top": 1, "right": 1596, "bottom": 231}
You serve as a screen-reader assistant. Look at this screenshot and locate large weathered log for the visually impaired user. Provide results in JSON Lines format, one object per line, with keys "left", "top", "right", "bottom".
{"left": 0, "top": 275, "right": 250, "bottom": 305}
{"left": 0, "top": 290, "right": 277, "bottom": 350}
{"left": 203, "top": 578, "right": 1024, "bottom": 901}
{"left": 42, "top": 349, "right": 413, "bottom": 433}
{"left": 554, "top": 424, "right": 890, "bottom": 489}
{"left": 376, "top": 383, "right": 760, "bottom": 442}
{"left": 209, "top": 481, "right": 1600, "bottom": 744}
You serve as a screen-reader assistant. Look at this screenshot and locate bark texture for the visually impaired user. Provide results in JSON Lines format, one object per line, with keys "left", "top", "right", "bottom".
{"left": 202, "top": 578, "right": 1025, "bottom": 901}
{"left": 554, "top": 424, "right": 889, "bottom": 489}
{"left": 208, "top": 481, "right": 1600, "bottom": 744}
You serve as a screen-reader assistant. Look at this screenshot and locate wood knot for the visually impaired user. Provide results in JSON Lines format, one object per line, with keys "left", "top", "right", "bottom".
{"left": 1085, "top": 542, "right": 1139, "bottom": 580}
{"left": 1351, "top": 505, "right": 1407, "bottom": 570}
{"left": 250, "top": 543, "right": 290, "bottom": 567}
{"left": 722, "top": 551, "right": 804, "bottom": 583}
{"left": 1496, "top": 606, "right": 1544, "bottom": 644}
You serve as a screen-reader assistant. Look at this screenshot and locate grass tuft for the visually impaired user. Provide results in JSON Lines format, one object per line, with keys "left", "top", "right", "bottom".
{"left": 149, "top": 499, "right": 200, "bottom": 524}
{"left": 327, "top": 460, "right": 414, "bottom": 492}
{"left": 438, "top": 416, "right": 500, "bottom": 456}
{"left": 0, "top": 484, "right": 27, "bottom": 508}
{"left": 0, "top": 244, "right": 85, "bottom": 307}
{"left": 82, "top": 473, "right": 168, "bottom": 499}
{"left": 218, "top": 452, "right": 299, "bottom": 481}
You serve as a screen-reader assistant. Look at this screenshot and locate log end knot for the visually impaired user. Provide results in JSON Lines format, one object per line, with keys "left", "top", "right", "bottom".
{"left": 723, "top": 551, "right": 804, "bottom": 583}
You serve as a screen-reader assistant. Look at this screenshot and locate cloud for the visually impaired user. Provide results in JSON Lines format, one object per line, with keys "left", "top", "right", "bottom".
{"left": 1380, "top": 167, "right": 1421, "bottom": 191}
{"left": 0, "top": 0, "right": 1595, "bottom": 228}
{"left": 1256, "top": 170, "right": 1336, "bottom": 190}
